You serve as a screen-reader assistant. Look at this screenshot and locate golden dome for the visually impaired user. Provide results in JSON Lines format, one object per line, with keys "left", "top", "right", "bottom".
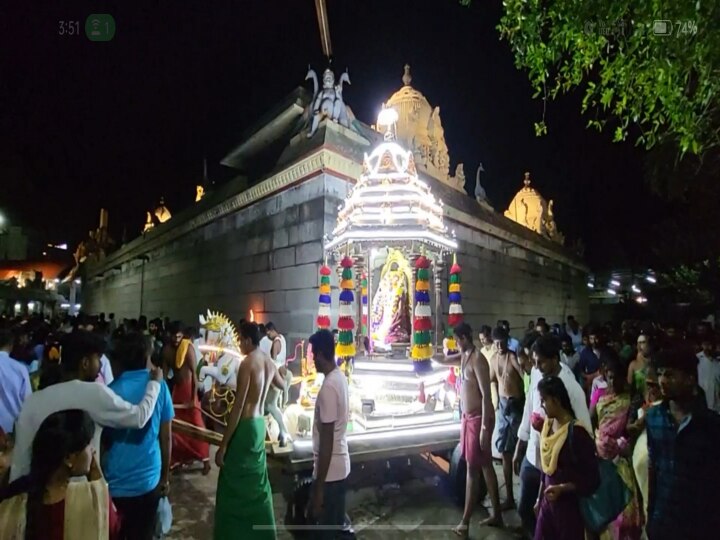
{"left": 385, "top": 65, "right": 434, "bottom": 145}
{"left": 504, "top": 172, "right": 564, "bottom": 244}
{"left": 381, "top": 65, "right": 452, "bottom": 185}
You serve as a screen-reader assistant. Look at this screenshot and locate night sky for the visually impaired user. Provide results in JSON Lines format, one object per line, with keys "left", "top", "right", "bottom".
{"left": 1, "top": 1, "right": 649, "bottom": 269}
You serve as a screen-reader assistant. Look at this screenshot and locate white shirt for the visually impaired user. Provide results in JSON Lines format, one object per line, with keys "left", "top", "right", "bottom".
{"left": 312, "top": 368, "right": 350, "bottom": 482}
{"left": 259, "top": 336, "right": 272, "bottom": 357}
{"left": 274, "top": 335, "right": 287, "bottom": 366}
{"left": 560, "top": 351, "right": 579, "bottom": 372}
{"left": 567, "top": 327, "right": 583, "bottom": 352}
{"left": 262, "top": 335, "right": 286, "bottom": 367}
{"left": 10, "top": 379, "right": 160, "bottom": 481}
{"left": 697, "top": 352, "right": 720, "bottom": 412}
{"left": 518, "top": 363, "right": 592, "bottom": 469}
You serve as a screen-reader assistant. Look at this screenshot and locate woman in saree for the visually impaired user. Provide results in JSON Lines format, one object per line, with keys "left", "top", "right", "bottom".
{"left": 595, "top": 351, "right": 643, "bottom": 540}
{"left": 627, "top": 363, "right": 662, "bottom": 532}
{"left": 534, "top": 376, "right": 600, "bottom": 540}
{"left": 0, "top": 410, "right": 120, "bottom": 540}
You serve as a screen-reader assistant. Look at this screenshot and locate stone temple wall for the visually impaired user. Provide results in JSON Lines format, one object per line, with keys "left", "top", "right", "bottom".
{"left": 84, "top": 175, "right": 336, "bottom": 344}
{"left": 85, "top": 150, "right": 587, "bottom": 343}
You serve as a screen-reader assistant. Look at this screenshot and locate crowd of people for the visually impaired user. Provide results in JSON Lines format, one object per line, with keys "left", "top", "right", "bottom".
{"left": 1, "top": 311, "right": 720, "bottom": 539}
{"left": 0, "top": 312, "right": 346, "bottom": 540}
{"left": 438, "top": 316, "right": 720, "bottom": 540}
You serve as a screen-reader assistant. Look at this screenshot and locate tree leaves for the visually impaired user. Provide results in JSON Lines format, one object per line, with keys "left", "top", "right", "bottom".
{"left": 479, "top": 0, "right": 720, "bottom": 158}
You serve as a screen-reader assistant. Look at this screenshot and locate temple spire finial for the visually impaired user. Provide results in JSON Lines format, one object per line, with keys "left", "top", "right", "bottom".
{"left": 523, "top": 171, "right": 531, "bottom": 187}
{"left": 402, "top": 64, "right": 412, "bottom": 86}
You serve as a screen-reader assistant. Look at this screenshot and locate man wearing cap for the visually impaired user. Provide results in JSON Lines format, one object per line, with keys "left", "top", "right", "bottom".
{"left": 645, "top": 348, "right": 720, "bottom": 540}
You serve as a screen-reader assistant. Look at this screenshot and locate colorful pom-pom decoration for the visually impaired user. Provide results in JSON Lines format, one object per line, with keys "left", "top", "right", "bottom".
{"left": 446, "top": 255, "right": 464, "bottom": 353}
{"left": 411, "top": 255, "right": 433, "bottom": 372}
{"left": 361, "top": 273, "right": 368, "bottom": 336}
{"left": 336, "top": 256, "right": 356, "bottom": 380}
{"left": 317, "top": 265, "right": 332, "bottom": 330}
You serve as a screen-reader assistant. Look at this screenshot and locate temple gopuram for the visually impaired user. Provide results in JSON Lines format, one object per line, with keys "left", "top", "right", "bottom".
{"left": 83, "top": 65, "right": 588, "bottom": 342}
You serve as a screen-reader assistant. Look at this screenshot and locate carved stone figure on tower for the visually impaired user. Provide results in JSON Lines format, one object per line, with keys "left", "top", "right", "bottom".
{"left": 449, "top": 164, "right": 466, "bottom": 192}
{"left": 154, "top": 197, "right": 172, "bottom": 223}
{"left": 474, "top": 163, "right": 494, "bottom": 211}
{"left": 305, "top": 65, "right": 351, "bottom": 138}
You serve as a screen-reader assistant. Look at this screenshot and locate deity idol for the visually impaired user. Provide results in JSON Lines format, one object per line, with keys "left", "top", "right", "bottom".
{"left": 197, "top": 310, "right": 242, "bottom": 432}
{"left": 371, "top": 249, "right": 412, "bottom": 348}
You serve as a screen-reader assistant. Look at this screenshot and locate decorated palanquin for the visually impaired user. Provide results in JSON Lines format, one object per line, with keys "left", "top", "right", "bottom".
{"left": 287, "top": 105, "right": 463, "bottom": 443}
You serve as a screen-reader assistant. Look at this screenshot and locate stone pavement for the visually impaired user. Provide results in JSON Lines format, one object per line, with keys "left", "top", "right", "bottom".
{"left": 167, "top": 453, "right": 523, "bottom": 540}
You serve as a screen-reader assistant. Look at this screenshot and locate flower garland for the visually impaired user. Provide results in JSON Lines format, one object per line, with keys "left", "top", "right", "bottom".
{"left": 317, "top": 264, "right": 332, "bottom": 329}
{"left": 361, "top": 272, "right": 368, "bottom": 337}
{"left": 446, "top": 255, "right": 463, "bottom": 350}
{"left": 336, "top": 256, "right": 356, "bottom": 376}
{"left": 411, "top": 255, "right": 433, "bottom": 372}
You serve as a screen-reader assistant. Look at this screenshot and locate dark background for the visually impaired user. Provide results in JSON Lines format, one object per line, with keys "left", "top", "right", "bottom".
{"left": 0, "top": 1, "right": 651, "bottom": 269}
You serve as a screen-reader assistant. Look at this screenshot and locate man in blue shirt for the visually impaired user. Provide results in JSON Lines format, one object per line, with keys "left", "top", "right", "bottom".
{"left": 646, "top": 348, "right": 720, "bottom": 540}
{"left": 103, "top": 332, "right": 174, "bottom": 540}
{"left": 0, "top": 329, "right": 32, "bottom": 434}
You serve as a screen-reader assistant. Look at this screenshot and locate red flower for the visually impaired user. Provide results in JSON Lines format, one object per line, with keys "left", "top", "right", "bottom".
{"left": 414, "top": 255, "right": 430, "bottom": 269}
{"left": 337, "top": 317, "right": 355, "bottom": 330}
{"left": 413, "top": 318, "right": 432, "bottom": 331}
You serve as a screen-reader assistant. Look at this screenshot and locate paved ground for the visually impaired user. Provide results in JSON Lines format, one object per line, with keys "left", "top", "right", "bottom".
{"left": 167, "top": 451, "right": 524, "bottom": 540}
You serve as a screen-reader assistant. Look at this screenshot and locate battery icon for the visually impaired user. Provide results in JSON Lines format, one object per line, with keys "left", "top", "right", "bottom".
{"left": 653, "top": 20, "right": 673, "bottom": 36}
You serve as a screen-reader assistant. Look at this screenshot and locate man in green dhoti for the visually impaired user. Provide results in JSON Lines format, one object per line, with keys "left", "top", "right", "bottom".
{"left": 214, "top": 322, "right": 287, "bottom": 540}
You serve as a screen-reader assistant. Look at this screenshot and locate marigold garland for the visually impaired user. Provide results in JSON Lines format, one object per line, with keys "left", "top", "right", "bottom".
{"left": 337, "top": 256, "right": 356, "bottom": 379}
{"left": 445, "top": 255, "right": 464, "bottom": 389}
{"left": 317, "top": 264, "right": 332, "bottom": 329}
{"left": 411, "top": 255, "right": 433, "bottom": 372}
{"left": 361, "top": 273, "right": 368, "bottom": 336}
{"left": 447, "top": 256, "right": 464, "bottom": 334}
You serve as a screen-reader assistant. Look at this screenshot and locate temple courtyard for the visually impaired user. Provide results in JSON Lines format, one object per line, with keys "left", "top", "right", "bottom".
{"left": 167, "top": 449, "right": 523, "bottom": 539}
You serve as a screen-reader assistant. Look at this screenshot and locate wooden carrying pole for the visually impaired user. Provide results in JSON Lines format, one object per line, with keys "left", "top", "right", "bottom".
{"left": 315, "top": 0, "right": 333, "bottom": 59}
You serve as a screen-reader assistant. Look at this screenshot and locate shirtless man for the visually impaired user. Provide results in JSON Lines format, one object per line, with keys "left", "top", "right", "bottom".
{"left": 437, "top": 323, "right": 502, "bottom": 536}
{"left": 214, "top": 322, "right": 285, "bottom": 540}
{"left": 489, "top": 325, "right": 525, "bottom": 510}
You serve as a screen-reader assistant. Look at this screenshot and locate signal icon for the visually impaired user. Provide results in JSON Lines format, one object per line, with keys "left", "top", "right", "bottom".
{"left": 85, "top": 14, "right": 115, "bottom": 42}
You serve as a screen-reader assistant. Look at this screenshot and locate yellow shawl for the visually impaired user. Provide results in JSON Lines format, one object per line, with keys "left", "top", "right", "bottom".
{"left": 540, "top": 418, "right": 571, "bottom": 475}
{"left": 176, "top": 338, "right": 192, "bottom": 370}
{"left": 0, "top": 479, "right": 109, "bottom": 540}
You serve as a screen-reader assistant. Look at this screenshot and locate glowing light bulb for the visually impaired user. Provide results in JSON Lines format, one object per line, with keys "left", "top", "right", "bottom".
{"left": 377, "top": 107, "right": 398, "bottom": 128}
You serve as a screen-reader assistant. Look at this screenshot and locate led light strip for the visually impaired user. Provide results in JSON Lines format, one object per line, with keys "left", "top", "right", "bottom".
{"left": 353, "top": 361, "right": 416, "bottom": 372}
{"left": 353, "top": 411, "right": 455, "bottom": 430}
{"left": 344, "top": 194, "right": 442, "bottom": 211}
{"left": 325, "top": 229, "right": 457, "bottom": 251}
{"left": 353, "top": 370, "right": 450, "bottom": 386}
{"left": 293, "top": 421, "right": 459, "bottom": 449}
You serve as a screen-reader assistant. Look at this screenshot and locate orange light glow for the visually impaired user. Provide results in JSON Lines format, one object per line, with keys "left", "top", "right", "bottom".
{"left": 249, "top": 309, "right": 255, "bottom": 322}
